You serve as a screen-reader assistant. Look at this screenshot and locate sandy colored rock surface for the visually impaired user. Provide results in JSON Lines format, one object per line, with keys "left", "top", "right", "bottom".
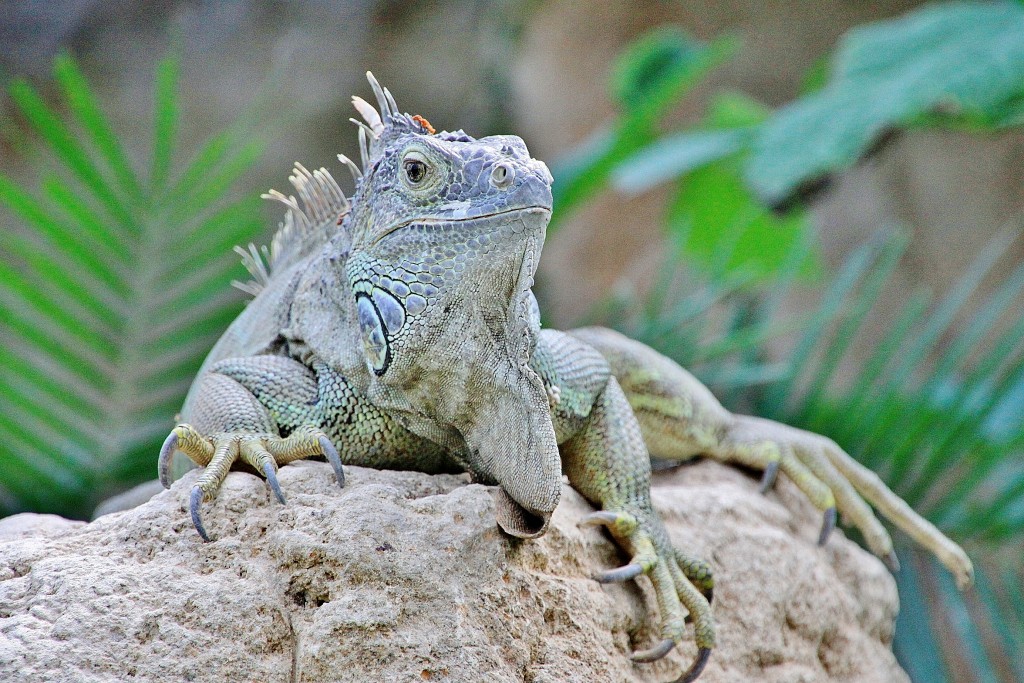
{"left": 0, "top": 460, "right": 908, "bottom": 683}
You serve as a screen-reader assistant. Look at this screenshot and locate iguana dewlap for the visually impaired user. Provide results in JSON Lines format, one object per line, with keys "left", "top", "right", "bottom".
{"left": 159, "top": 72, "right": 973, "bottom": 683}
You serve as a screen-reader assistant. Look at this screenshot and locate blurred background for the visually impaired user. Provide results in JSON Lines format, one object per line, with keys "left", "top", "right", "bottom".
{"left": 1, "top": 1, "right": 1022, "bottom": 681}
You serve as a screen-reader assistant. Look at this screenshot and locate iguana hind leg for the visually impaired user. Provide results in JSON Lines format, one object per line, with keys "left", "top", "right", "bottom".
{"left": 569, "top": 326, "right": 974, "bottom": 589}
{"left": 533, "top": 330, "right": 714, "bottom": 681}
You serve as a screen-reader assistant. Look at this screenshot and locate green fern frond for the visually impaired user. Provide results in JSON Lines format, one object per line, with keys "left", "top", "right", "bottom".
{"left": 0, "top": 51, "right": 266, "bottom": 518}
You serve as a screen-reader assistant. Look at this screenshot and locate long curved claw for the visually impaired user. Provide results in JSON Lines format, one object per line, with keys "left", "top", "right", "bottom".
{"left": 578, "top": 510, "right": 621, "bottom": 528}
{"left": 595, "top": 563, "right": 643, "bottom": 584}
{"left": 190, "top": 486, "right": 211, "bottom": 542}
{"left": 631, "top": 638, "right": 675, "bottom": 663}
{"left": 319, "top": 435, "right": 345, "bottom": 488}
{"left": 884, "top": 551, "right": 901, "bottom": 572}
{"left": 262, "top": 461, "right": 286, "bottom": 504}
{"left": 671, "top": 647, "right": 712, "bottom": 683}
{"left": 758, "top": 460, "right": 780, "bottom": 493}
{"left": 158, "top": 431, "right": 178, "bottom": 488}
{"left": 818, "top": 506, "right": 838, "bottom": 546}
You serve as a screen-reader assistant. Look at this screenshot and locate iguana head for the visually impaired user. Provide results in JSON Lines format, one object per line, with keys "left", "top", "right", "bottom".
{"left": 341, "top": 73, "right": 561, "bottom": 538}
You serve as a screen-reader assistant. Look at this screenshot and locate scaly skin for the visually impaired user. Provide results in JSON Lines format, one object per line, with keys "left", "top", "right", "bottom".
{"left": 159, "top": 73, "right": 973, "bottom": 683}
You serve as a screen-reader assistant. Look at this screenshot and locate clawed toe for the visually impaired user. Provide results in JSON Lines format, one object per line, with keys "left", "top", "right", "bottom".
{"left": 884, "top": 551, "right": 900, "bottom": 572}
{"left": 758, "top": 460, "right": 780, "bottom": 493}
{"left": 159, "top": 424, "right": 214, "bottom": 488}
{"left": 579, "top": 510, "right": 622, "bottom": 527}
{"left": 190, "top": 486, "right": 211, "bottom": 542}
{"left": 318, "top": 435, "right": 345, "bottom": 488}
{"left": 162, "top": 425, "right": 345, "bottom": 542}
{"left": 595, "top": 563, "right": 643, "bottom": 583}
{"left": 579, "top": 507, "right": 716, "bottom": 681}
{"left": 818, "top": 506, "right": 837, "bottom": 546}
{"left": 684, "top": 589, "right": 713, "bottom": 625}
{"left": 158, "top": 431, "right": 178, "bottom": 488}
{"left": 262, "top": 461, "right": 287, "bottom": 504}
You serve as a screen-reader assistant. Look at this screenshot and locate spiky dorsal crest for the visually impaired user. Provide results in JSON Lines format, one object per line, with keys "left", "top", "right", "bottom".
{"left": 234, "top": 71, "right": 433, "bottom": 297}
{"left": 232, "top": 162, "right": 349, "bottom": 296}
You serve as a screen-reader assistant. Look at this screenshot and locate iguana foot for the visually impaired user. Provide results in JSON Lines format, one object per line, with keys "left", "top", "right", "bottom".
{"left": 580, "top": 508, "right": 715, "bottom": 682}
{"left": 713, "top": 415, "right": 976, "bottom": 583}
{"left": 159, "top": 424, "right": 344, "bottom": 541}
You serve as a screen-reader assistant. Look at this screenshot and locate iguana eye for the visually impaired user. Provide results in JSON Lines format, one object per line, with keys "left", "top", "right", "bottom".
{"left": 403, "top": 158, "right": 427, "bottom": 185}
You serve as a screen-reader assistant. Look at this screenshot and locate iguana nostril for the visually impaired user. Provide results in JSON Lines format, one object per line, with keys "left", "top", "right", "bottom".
{"left": 490, "top": 162, "right": 514, "bottom": 188}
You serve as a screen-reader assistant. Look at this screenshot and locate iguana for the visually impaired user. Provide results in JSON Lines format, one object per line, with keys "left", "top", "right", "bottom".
{"left": 158, "top": 72, "right": 974, "bottom": 683}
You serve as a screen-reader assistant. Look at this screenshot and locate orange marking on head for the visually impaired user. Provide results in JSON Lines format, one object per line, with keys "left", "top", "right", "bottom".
{"left": 412, "top": 115, "right": 436, "bottom": 135}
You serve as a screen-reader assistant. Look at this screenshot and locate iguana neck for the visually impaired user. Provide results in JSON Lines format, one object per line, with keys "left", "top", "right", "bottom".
{"left": 344, "top": 207, "right": 560, "bottom": 533}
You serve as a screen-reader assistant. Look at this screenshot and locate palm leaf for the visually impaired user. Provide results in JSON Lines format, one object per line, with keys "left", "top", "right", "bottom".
{"left": 0, "top": 51, "right": 267, "bottom": 518}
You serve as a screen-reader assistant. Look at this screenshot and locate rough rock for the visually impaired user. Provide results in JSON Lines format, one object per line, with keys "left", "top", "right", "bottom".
{"left": 0, "top": 460, "right": 908, "bottom": 683}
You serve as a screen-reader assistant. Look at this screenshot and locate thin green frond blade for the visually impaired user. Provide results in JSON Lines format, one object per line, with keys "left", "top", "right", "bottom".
{"left": 0, "top": 372, "right": 105, "bottom": 448}
{"left": 761, "top": 234, "right": 889, "bottom": 416}
{"left": 901, "top": 337, "right": 1024, "bottom": 504}
{"left": 852, "top": 232, "right": 1009, "bottom": 463}
{"left": 52, "top": 53, "right": 144, "bottom": 205}
{"left": 883, "top": 260, "right": 1024, "bottom": 485}
{"left": 795, "top": 233, "right": 905, "bottom": 426}
{"left": 6, "top": 78, "right": 137, "bottom": 232}
{"left": 0, "top": 350, "right": 106, "bottom": 420}
{"left": 0, "top": 175, "right": 129, "bottom": 309}
{"left": 41, "top": 174, "right": 132, "bottom": 264}
{"left": 150, "top": 52, "right": 180, "bottom": 194}
{"left": 153, "top": 198, "right": 262, "bottom": 284}
{"left": 0, "top": 261, "right": 116, "bottom": 372}
{"left": 143, "top": 292, "right": 243, "bottom": 352}
{"left": 163, "top": 138, "right": 265, "bottom": 224}
{"left": 831, "top": 291, "right": 931, "bottom": 451}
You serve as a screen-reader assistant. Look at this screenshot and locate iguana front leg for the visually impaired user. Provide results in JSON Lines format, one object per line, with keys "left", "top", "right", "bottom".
{"left": 159, "top": 355, "right": 344, "bottom": 540}
{"left": 160, "top": 354, "right": 454, "bottom": 540}
{"left": 534, "top": 330, "right": 715, "bottom": 682}
{"left": 570, "top": 326, "right": 974, "bottom": 589}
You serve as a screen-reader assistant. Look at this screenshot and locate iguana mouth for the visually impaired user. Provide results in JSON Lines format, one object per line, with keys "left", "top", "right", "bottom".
{"left": 372, "top": 205, "right": 551, "bottom": 245}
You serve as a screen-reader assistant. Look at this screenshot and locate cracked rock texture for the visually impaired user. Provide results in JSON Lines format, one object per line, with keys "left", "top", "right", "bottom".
{"left": 0, "top": 460, "right": 908, "bottom": 683}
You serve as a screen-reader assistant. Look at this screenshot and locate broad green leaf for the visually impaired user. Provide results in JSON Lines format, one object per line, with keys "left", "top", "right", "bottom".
{"left": 611, "top": 129, "right": 744, "bottom": 193}
{"left": 550, "top": 28, "right": 736, "bottom": 226}
{"left": 611, "top": 27, "right": 738, "bottom": 129}
{"left": 747, "top": 2, "right": 1024, "bottom": 204}
{"left": 666, "top": 93, "right": 818, "bottom": 282}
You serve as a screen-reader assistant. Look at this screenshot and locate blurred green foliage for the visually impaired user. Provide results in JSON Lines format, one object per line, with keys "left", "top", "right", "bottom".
{"left": 555, "top": 3, "right": 1024, "bottom": 682}
{"left": 0, "top": 52, "right": 267, "bottom": 518}
{"left": 549, "top": 27, "right": 737, "bottom": 231}
{"left": 0, "top": 2, "right": 1022, "bottom": 682}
